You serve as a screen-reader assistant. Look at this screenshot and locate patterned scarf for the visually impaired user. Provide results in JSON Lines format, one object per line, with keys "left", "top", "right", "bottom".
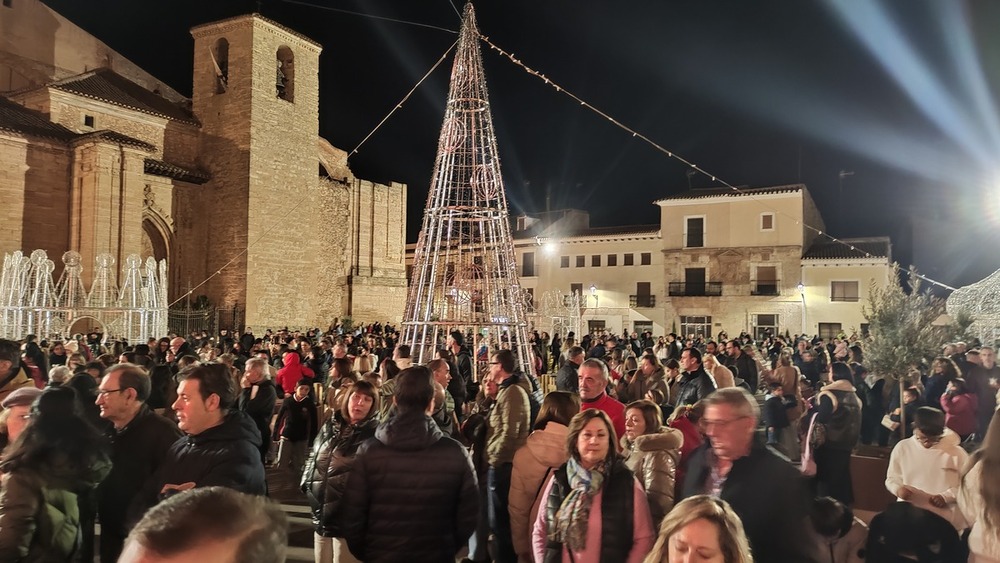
{"left": 550, "top": 457, "right": 606, "bottom": 552}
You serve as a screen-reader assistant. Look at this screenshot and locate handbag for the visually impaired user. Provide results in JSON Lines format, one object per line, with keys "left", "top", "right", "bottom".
{"left": 801, "top": 413, "right": 819, "bottom": 476}
{"left": 881, "top": 414, "right": 899, "bottom": 431}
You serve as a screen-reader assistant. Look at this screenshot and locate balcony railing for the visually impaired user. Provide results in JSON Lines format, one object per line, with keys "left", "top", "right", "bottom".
{"left": 629, "top": 294, "right": 656, "bottom": 308}
{"left": 668, "top": 282, "right": 723, "bottom": 297}
{"left": 751, "top": 281, "right": 780, "bottom": 296}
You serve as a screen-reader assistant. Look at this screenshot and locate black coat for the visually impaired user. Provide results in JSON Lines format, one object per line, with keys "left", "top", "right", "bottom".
{"left": 238, "top": 379, "right": 278, "bottom": 451}
{"left": 98, "top": 406, "right": 181, "bottom": 552}
{"left": 681, "top": 440, "right": 821, "bottom": 562}
{"left": 301, "top": 414, "right": 378, "bottom": 537}
{"left": 674, "top": 368, "right": 715, "bottom": 407}
{"left": 339, "top": 409, "right": 479, "bottom": 563}
{"left": 555, "top": 361, "right": 579, "bottom": 394}
{"left": 137, "top": 411, "right": 266, "bottom": 519}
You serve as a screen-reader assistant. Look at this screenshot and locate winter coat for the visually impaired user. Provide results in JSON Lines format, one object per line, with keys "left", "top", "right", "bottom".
{"left": 339, "top": 409, "right": 479, "bottom": 563}
{"left": 0, "top": 367, "right": 36, "bottom": 406}
{"left": 959, "top": 460, "right": 1000, "bottom": 562}
{"left": 486, "top": 374, "right": 531, "bottom": 466}
{"left": 708, "top": 364, "right": 735, "bottom": 389}
{"left": 885, "top": 428, "right": 968, "bottom": 529}
{"left": 509, "top": 422, "right": 569, "bottom": 560}
{"left": 674, "top": 368, "right": 716, "bottom": 408}
{"left": 272, "top": 395, "right": 319, "bottom": 442}
{"left": 301, "top": 413, "right": 378, "bottom": 537}
{"left": 939, "top": 391, "right": 978, "bottom": 437}
{"left": 555, "top": 361, "right": 579, "bottom": 394}
{"left": 621, "top": 427, "right": 682, "bottom": 526}
{"left": 138, "top": 410, "right": 266, "bottom": 517}
{"left": 98, "top": 406, "right": 181, "bottom": 546}
{"left": 0, "top": 453, "right": 111, "bottom": 562}
{"left": 238, "top": 379, "right": 278, "bottom": 451}
{"left": 275, "top": 352, "right": 314, "bottom": 395}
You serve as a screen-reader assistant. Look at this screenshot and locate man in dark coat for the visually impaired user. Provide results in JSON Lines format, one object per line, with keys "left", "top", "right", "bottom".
{"left": 725, "top": 339, "right": 759, "bottom": 392}
{"left": 555, "top": 346, "right": 583, "bottom": 394}
{"left": 340, "top": 366, "right": 479, "bottom": 563}
{"left": 96, "top": 363, "right": 182, "bottom": 563}
{"left": 134, "top": 363, "right": 266, "bottom": 522}
{"left": 674, "top": 347, "right": 716, "bottom": 408}
{"left": 238, "top": 356, "right": 279, "bottom": 463}
{"left": 680, "top": 387, "right": 821, "bottom": 562}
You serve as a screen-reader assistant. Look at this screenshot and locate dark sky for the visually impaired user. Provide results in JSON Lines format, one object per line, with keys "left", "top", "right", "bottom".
{"left": 41, "top": 0, "right": 1000, "bottom": 290}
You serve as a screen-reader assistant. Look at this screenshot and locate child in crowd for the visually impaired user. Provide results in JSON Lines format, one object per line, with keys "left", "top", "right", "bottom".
{"left": 810, "top": 496, "right": 868, "bottom": 563}
{"left": 763, "top": 381, "right": 789, "bottom": 446}
{"left": 272, "top": 379, "right": 319, "bottom": 479}
{"left": 889, "top": 387, "right": 921, "bottom": 445}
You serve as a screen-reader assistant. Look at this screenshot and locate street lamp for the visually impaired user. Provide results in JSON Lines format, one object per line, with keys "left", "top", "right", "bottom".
{"left": 797, "top": 282, "right": 806, "bottom": 336}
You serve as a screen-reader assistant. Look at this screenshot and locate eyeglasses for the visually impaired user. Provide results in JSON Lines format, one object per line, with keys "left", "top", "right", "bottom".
{"left": 914, "top": 430, "right": 942, "bottom": 447}
{"left": 700, "top": 417, "right": 747, "bottom": 431}
{"left": 97, "top": 388, "right": 126, "bottom": 398}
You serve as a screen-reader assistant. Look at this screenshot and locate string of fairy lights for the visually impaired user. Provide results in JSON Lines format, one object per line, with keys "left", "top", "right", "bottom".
{"left": 171, "top": 2, "right": 958, "bottom": 309}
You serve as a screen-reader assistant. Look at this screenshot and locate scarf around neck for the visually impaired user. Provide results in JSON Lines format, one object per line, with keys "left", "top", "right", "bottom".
{"left": 551, "top": 457, "right": 606, "bottom": 551}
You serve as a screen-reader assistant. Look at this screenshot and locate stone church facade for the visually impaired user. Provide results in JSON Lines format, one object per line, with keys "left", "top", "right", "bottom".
{"left": 0, "top": 0, "right": 408, "bottom": 330}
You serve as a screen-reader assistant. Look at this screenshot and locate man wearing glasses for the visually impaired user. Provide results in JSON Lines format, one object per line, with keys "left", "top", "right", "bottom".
{"left": 95, "top": 363, "right": 181, "bottom": 563}
{"left": 680, "top": 387, "right": 821, "bottom": 562}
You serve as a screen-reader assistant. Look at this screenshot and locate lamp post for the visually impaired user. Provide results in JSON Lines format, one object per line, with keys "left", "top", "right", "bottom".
{"left": 797, "top": 282, "right": 806, "bottom": 336}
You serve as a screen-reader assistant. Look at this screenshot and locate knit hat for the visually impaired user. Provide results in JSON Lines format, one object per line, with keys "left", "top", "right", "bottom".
{"left": 1, "top": 386, "right": 43, "bottom": 409}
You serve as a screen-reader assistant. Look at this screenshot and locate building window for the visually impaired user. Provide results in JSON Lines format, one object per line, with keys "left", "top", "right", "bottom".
{"left": 212, "top": 38, "right": 229, "bottom": 94}
{"left": 623, "top": 253, "right": 634, "bottom": 266}
{"left": 607, "top": 254, "right": 617, "bottom": 266}
{"left": 830, "top": 281, "right": 859, "bottom": 302}
{"left": 591, "top": 255, "right": 601, "bottom": 267}
{"left": 570, "top": 283, "right": 583, "bottom": 296}
{"left": 560, "top": 256, "right": 569, "bottom": 268}
{"left": 860, "top": 323, "right": 870, "bottom": 337}
{"left": 685, "top": 216, "right": 705, "bottom": 248}
{"left": 588, "top": 320, "right": 607, "bottom": 335}
{"left": 83, "top": 115, "right": 95, "bottom": 128}
{"left": 634, "top": 321, "right": 653, "bottom": 334}
{"left": 2, "top": 0, "right": 12, "bottom": 8}
{"left": 631, "top": 282, "right": 654, "bottom": 308}
{"left": 818, "top": 322, "right": 843, "bottom": 340}
{"left": 680, "top": 315, "right": 712, "bottom": 340}
{"left": 576, "top": 255, "right": 585, "bottom": 268}
{"left": 640, "top": 252, "right": 651, "bottom": 265}
{"left": 751, "top": 266, "right": 779, "bottom": 295}
{"left": 760, "top": 213, "right": 774, "bottom": 231}
{"left": 276, "top": 46, "right": 295, "bottom": 101}
{"left": 521, "top": 252, "right": 535, "bottom": 277}
{"left": 752, "top": 314, "right": 779, "bottom": 340}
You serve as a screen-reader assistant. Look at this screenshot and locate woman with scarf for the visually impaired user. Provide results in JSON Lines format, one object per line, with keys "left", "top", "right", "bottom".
{"left": 532, "top": 408, "right": 655, "bottom": 563}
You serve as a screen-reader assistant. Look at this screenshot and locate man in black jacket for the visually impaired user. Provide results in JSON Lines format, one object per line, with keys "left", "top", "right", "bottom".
{"left": 340, "top": 366, "right": 478, "bottom": 563}
{"left": 674, "top": 347, "right": 716, "bottom": 408}
{"left": 96, "top": 363, "right": 182, "bottom": 563}
{"left": 555, "top": 346, "right": 583, "bottom": 394}
{"left": 680, "top": 387, "right": 821, "bottom": 562}
{"left": 725, "top": 340, "right": 759, "bottom": 392}
{"left": 239, "top": 357, "right": 279, "bottom": 463}
{"left": 135, "top": 363, "right": 267, "bottom": 521}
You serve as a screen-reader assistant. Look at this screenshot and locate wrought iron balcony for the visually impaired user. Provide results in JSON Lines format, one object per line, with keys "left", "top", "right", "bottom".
{"left": 751, "top": 281, "right": 780, "bottom": 296}
{"left": 668, "top": 281, "right": 723, "bottom": 297}
{"left": 629, "top": 295, "right": 656, "bottom": 308}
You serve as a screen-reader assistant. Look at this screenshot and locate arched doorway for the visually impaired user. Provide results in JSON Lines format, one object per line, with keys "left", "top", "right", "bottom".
{"left": 142, "top": 214, "right": 171, "bottom": 265}
{"left": 66, "top": 316, "right": 104, "bottom": 339}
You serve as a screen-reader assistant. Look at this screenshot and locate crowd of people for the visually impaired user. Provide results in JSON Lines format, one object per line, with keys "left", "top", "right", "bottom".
{"left": 0, "top": 322, "right": 998, "bottom": 562}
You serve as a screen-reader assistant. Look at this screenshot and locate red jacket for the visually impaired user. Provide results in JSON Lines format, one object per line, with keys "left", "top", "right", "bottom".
{"left": 940, "top": 392, "right": 978, "bottom": 437}
{"left": 276, "top": 352, "right": 314, "bottom": 395}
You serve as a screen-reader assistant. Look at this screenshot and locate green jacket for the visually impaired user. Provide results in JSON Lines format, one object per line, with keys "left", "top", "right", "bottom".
{"left": 0, "top": 455, "right": 111, "bottom": 562}
{"left": 486, "top": 374, "right": 531, "bottom": 466}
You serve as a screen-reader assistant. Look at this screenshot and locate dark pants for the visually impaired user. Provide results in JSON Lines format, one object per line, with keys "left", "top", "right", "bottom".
{"left": 99, "top": 529, "right": 125, "bottom": 563}
{"left": 815, "top": 446, "right": 854, "bottom": 505}
{"left": 488, "top": 462, "right": 515, "bottom": 563}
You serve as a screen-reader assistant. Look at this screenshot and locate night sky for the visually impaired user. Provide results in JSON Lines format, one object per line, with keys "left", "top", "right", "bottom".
{"left": 39, "top": 0, "right": 1000, "bottom": 291}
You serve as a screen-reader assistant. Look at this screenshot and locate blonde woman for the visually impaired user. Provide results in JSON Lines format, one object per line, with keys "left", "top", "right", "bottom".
{"left": 703, "top": 354, "right": 734, "bottom": 389}
{"left": 959, "top": 410, "right": 1000, "bottom": 562}
{"left": 644, "top": 495, "right": 753, "bottom": 563}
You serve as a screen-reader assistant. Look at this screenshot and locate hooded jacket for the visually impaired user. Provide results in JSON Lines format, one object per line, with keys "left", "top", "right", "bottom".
{"left": 339, "top": 409, "right": 479, "bottom": 563}
{"left": 0, "top": 453, "right": 111, "bottom": 562}
{"left": 137, "top": 410, "right": 266, "bottom": 518}
{"left": 509, "top": 422, "right": 569, "bottom": 559}
{"left": 275, "top": 352, "right": 314, "bottom": 395}
{"left": 301, "top": 412, "right": 378, "bottom": 537}
{"left": 622, "top": 427, "right": 683, "bottom": 525}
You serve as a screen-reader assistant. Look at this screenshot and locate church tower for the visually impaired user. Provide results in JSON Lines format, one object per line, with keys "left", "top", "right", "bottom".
{"left": 181, "top": 14, "right": 324, "bottom": 327}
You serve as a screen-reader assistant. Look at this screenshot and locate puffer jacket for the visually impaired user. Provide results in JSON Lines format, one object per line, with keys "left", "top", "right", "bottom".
{"left": 301, "top": 413, "right": 378, "bottom": 537}
{"left": 339, "top": 409, "right": 479, "bottom": 563}
{"left": 0, "top": 454, "right": 111, "bottom": 562}
{"left": 621, "top": 427, "right": 682, "bottom": 525}
{"left": 509, "top": 422, "right": 569, "bottom": 560}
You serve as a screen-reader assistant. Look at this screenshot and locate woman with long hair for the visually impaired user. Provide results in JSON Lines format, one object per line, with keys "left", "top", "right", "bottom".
{"left": 622, "top": 400, "right": 683, "bottom": 527}
{"left": 510, "top": 391, "right": 580, "bottom": 562}
{"left": 302, "top": 380, "right": 380, "bottom": 563}
{"left": 644, "top": 495, "right": 753, "bottom": 563}
{"left": 959, "top": 409, "right": 1000, "bottom": 562}
{"left": 0, "top": 387, "right": 111, "bottom": 561}
{"left": 531, "top": 409, "right": 655, "bottom": 562}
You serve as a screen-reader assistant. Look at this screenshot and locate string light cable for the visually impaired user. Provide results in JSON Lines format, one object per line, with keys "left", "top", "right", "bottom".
{"left": 277, "top": 0, "right": 459, "bottom": 34}
{"left": 477, "top": 33, "right": 956, "bottom": 292}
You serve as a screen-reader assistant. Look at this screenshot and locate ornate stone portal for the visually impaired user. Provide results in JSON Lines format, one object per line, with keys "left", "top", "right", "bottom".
{"left": 0, "top": 250, "right": 167, "bottom": 343}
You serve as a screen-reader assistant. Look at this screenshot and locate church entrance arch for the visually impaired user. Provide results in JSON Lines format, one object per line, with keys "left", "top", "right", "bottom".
{"left": 66, "top": 316, "right": 104, "bottom": 338}
{"left": 142, "top": 214, "right": 171, "bottom": 265}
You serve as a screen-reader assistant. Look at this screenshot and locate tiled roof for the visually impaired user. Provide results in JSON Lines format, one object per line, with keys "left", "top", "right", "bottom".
{"left": 560, "top": 224, "right": 660, "bottom": 238}
{"left": 0, "top": 96, "right": 77, "bottom": 141}
{"left": 50, "top": 69, "right": 197, "bottom": 124}
{"left": 655, "top": 184, "right": 804, "bottom": 203}
{"left": 74, "top": 130, "right": 156, "bottom": 151}
{"left": 803, "top": 237, "right": 891, "bottom": 260}
{"left": 144, "top": 158, "right": 211, "bottom": 185}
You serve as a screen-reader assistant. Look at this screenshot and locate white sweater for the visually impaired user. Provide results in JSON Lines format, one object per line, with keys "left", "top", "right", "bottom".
{"left": 884, "top": 428, "right": 968, "bottom": 529}
{"left": 959, "top": 461, "right": 1000, "bottom": 563}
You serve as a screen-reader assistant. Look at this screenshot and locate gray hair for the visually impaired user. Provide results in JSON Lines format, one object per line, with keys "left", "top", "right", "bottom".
{"left": 704, "top": 387, "right": 760, "bottom": 421}
{"left": 245, "top": 357, "right": 271, "bottom": 380}
{"left": 48, "top": 365, "right": 72, "bottom": 384}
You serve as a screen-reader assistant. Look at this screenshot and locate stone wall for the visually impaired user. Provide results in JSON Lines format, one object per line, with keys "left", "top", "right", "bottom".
{"left": 0, "top": 134, "right": 72, "bottom": 260}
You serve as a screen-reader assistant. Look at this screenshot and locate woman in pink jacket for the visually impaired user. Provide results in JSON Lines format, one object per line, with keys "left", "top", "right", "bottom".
{"left": 940, "top": 378, "right": 979, "bottom": 440}
{"left": 509, "top": 392, "right": 580, "bottom": 563}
